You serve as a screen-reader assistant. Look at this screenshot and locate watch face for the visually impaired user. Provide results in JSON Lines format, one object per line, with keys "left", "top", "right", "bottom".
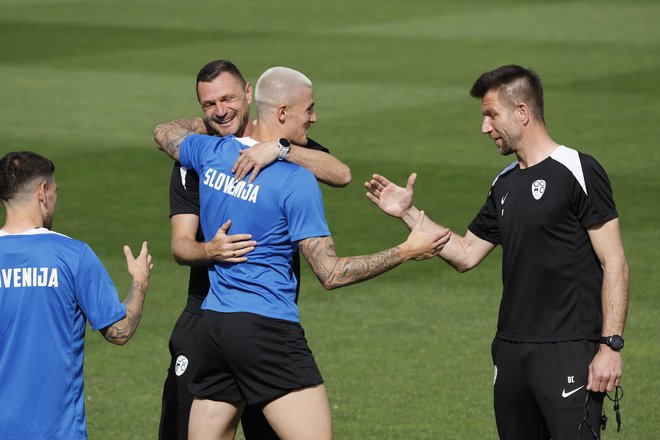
{"left": 610, "top": 335, "right": 625, "bottom": 350}
{"left": 279, "top": 138, "right": 291, "bottom": 148}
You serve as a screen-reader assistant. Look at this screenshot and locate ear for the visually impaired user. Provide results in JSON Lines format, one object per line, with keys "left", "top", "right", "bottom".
{"left": 277, "top": 104, "right": 287, "bottom": 124}
{"left": 36, "top": 181, "right": 48, "bottom": 206}
{"left": 517, "top": 102, "right": 530, "bottom": 126}
{"left": 245, "top": 82, "right": 253, "bottom": 105}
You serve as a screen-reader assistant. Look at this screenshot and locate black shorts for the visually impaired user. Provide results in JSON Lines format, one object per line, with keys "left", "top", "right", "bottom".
{"left": 189, "top": 311, "right": 324, "bottom": 406}
{"left": 159, "top": 299, "right": 279, "bottom": 440}
{"left": 492, "top": 338, "right": 604, "bottom": 440}
{"left": 159, "top": 299, "right": 202, "bottom": 440}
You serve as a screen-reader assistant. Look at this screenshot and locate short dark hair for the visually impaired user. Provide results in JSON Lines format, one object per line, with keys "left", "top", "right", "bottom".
{"left": 196, "top": 59, "right": 247, "bottom": 98}
{"left": 0, "top": 151, "right": 55, "bottom": 203}
{"left": 469, "top": 65, "right": 545, "bottom": 123}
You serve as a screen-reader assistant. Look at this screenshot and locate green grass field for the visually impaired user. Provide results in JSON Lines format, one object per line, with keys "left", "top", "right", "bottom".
{"left": 1, "top": 0, "right": 659, "bottom": 438}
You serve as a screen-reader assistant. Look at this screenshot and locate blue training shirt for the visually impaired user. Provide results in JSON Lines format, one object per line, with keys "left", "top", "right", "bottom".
{"left": 179, "top": 134, "right": 331, "bottom": 322}
{"left": 0, "top": 228, "right": 126, "bottom": 440}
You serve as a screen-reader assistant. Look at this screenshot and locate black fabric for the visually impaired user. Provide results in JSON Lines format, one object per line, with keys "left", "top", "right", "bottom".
{"left": 189, "top": 312, "right": 323, "bottom": 406}
{"left": 468, "top": 151, "right": 617, "bottom": 342}
{"left": 492, "top": 338, "right": 603, "bottom": 440}
{"left": 158, "top": 306, "right": 280, "bottom": 440}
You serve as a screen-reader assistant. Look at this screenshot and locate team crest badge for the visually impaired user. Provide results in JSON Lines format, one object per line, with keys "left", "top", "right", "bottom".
{"left": 175, "top": 355, "right": 189, "bottom": 376}
{"left": 531, "top": 179, "right": 546, "bottom": 200}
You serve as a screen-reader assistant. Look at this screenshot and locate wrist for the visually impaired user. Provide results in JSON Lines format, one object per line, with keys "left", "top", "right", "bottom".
{"left": 600, "top": 334, "right": 625, "bottom": 351}
{"left": 200, "top": 241, "right": 213, "bottom": 261}
{"left": 131, "top": 278, "right": 149, "bottom": 294}
{"left": 277, "top": 138, "right": 291, "bottom": 160}
{"left": 401, "top": 206, "right": 419, "bottom": 225}
{"left": 397, "top": 242, "right": 413, "bottom": 262}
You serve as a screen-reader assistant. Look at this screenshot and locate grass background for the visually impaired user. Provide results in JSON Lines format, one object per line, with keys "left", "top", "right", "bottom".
{"left": 1, "top": 0, "right": 659, "bottom": 438}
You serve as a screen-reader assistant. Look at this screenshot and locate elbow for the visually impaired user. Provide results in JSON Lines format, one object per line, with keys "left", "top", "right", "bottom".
{"left": 171, "top": 246, "right": 189, "bottom": 266}
{"left": 320, "top": 278, "right": 341, "bottom": 291}
{"left": 154, "top": 125, "right": 165, "bottom": 151}
{"left": 455, "top": 265, "right": 472, "bottom": 274}
{"left": 451, "top": 258, "right": 478, "bottom": 273}
{"left": 173, "top": 255, "right": 188, "bottom": 266}
{"left": 110, "top": 338, "right": 129, "bottom": 347}
{"left": 171, "top": 241, "right": 195, "bottom": 266}
{"left": 101, "top": 326, "right": 131, "bottom": 346}
{"left": 325, "top": 165, "right": 352, "bottom": 188}
{"left": 336, "top": 166, "right": 352, "bottom": 188}
{"left": 321, "top": 280, "right": 335, "bottom": 291}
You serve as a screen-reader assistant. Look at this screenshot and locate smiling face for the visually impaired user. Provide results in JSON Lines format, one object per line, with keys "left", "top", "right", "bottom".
{"left": 283, "top": 86, "right": 317, "bottom": 145}
{"left": 479, "top": 89, "right": 522, "bottom": 156}
{"left": 197, "top": 71, "right": 252, "bottom": 137}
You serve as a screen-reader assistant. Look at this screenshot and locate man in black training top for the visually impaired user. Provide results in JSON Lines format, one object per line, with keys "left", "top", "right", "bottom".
{"left": 366, "top": 64, "right": 629, "bottom": 440}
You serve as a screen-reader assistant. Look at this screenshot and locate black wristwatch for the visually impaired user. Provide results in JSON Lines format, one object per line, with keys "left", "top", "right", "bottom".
{"left": 600, "top": 335, "right": 625, "bottom": 351}
{"left": 277, "top": 138, "right": 291, "bottom": 161}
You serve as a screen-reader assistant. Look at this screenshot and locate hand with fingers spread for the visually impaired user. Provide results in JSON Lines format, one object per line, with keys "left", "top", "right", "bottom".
{"left": 365, "top": 173, "right": 416, "bottom": 219}
{"left": 124, "top": 241, "right": 154, "bottom": 289}
{"left": 400, "top": 211, "right": 451, "bottom": 260}
{"left": 203, "top": 219, "right": 257, "bottom": 263}
{"left": 102, "top": 241, "right": 154, "bottom": 346}
{"left": 232, "top": 141, "right": 280, "bottom": 183}
{"left": 587, "top": 347, "right": 623, "bottom": 393}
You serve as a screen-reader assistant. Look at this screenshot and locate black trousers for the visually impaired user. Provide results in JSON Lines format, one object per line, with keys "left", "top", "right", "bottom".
{"left": 492, "top": 338, "right": 604, "bottom": 440}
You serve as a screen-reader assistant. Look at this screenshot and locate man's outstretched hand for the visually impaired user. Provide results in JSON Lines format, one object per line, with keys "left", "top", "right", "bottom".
{"left": 365, "top": 173, "right": 416, "bottom": 219}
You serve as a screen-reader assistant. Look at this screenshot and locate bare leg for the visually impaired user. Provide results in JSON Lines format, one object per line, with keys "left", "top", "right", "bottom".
{"left": 262, "top": 384, "right": 332, "bottom": 440}
{"left": 188, "top": 397, "right": 245, "bottom": 440}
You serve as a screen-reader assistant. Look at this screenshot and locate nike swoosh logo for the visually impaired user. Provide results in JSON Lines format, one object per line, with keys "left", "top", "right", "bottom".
{"left": 562, "top": 385, "right": 584, "bottom": 398}
{"left": 501, "top": 193, "right": 508, "bottom": 205}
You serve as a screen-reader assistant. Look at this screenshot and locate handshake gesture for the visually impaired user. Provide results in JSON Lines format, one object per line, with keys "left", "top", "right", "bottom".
{"left": 365, "top": 173, "right": 451, "bottom": 260}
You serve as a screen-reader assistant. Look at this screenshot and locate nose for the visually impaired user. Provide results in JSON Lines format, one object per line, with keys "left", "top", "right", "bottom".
{"left": 213, "top": 101, "right": 228, "bottom": 116}
{"left": 309, "top": 111, "right": 317, "bottom": 124}
{"left": 481, "top": 117, "right": 492, "bottom": 135}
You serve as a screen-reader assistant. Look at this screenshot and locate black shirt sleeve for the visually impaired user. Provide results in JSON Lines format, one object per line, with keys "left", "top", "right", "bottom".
{"left": 169, "top": 162, "right": 201, "bottom": 218}
{"left": 304, "top": 137, "right": 329, "bottom": 154}
{"left": 468, "top": 188, "right": 501, "bottom": 245}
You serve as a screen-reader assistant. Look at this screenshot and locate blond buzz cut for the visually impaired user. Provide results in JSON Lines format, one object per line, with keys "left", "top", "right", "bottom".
{"left": 254, "top": 67, "right": 312, "bottom": 115}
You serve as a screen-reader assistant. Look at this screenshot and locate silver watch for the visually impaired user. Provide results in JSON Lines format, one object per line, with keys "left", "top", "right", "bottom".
{"left": 277, "top": 138, "right": 291, "bottom": 161}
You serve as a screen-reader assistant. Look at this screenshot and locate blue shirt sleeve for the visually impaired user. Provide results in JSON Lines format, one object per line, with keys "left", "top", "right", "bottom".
{"left": 281, "top": 167, "right": 331, "bottom": 242}
{"left": 180, "top": 133, "right": 237, "bottom": 171}
{"left": 74, "top": 244, "right": 126, "bottom": 331}
{"left": 179, "top": 133, "right": 209, "bottom": 172}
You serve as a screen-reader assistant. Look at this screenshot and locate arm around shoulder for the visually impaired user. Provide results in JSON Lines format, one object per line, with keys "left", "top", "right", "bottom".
{"left": 154, "top": 118, "right": 210, "bottom": 161}
{"left": 286, "top": 145, "right": 351, "bottom": 187}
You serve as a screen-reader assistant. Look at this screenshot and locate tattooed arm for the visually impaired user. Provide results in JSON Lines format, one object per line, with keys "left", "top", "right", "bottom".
{"left": 298, "top": 213, "right": 451, "bottom": 290}
{"left": 100, "top": 242, "right": 154, "bottom": 346}
{"left": 154, "top": 118, "right": 211, "bottom": 161}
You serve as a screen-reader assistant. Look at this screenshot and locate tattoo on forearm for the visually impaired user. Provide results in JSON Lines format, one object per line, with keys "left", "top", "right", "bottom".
{"left": 154, "top": 118, "right": 205, "bottom": 159}
{"left": 300, "top": 236, "right": 403, "bottom": 289}
{"left": 101, "top": 282, "right": 147, "bottom": 345}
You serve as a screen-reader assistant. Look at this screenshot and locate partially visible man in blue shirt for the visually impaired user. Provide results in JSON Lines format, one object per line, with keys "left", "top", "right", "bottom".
{"left": 0, "top": 151, "right": 154, "bottom": 439}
